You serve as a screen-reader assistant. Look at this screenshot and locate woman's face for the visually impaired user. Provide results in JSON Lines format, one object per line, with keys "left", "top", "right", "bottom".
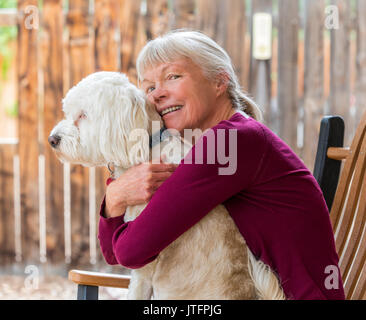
{"left": 141, "top": 58, "right": 221, "bottom": 133}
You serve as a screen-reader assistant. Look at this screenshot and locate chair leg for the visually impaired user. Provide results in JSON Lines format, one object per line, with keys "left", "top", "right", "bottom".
{"left": 77, "top": 284, "right": 99, "bottom": 300}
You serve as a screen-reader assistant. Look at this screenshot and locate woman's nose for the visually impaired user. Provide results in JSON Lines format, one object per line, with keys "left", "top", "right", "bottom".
{"left": 151, "top": 85, "right": 168, "bottom": 103}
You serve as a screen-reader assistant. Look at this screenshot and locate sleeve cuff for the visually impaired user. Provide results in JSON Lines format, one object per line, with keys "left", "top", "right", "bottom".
{"left": 99, "top": 195, "right": 125, "bottom": 227}
{"left": 98, "top": 194, "right": 125, "bottom": 265}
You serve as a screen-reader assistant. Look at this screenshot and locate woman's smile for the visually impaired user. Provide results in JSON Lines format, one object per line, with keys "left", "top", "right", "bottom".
{"left": 160, "top": 105, "right": 183, "bottom": 117}
{"left": 141, "top": 58, "right": 232, "bottom": 134}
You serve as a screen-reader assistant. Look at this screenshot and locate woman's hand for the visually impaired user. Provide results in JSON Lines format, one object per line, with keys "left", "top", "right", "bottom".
{"left": 104, "top": 159, "right": 179, "bottom": 218}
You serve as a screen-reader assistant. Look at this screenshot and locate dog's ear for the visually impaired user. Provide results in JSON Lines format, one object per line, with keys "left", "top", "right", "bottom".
{"left": 97, "top": 83, "right": 151, "bottom": 167}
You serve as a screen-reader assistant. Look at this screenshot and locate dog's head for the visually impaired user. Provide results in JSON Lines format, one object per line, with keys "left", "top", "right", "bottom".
{"left": 49, "top": 71, "right": 162, "bottom": 168}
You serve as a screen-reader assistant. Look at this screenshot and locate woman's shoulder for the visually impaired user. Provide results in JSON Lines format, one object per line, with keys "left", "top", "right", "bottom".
{"left": 213, "top": 111, "right": 268, "bottom": 143}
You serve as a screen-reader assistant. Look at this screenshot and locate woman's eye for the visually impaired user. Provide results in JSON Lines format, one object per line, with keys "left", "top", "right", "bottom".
{"left": 146, "top": 86, "right": 155, "bottom": 94}
{"left": 168, "top": 74, "right": 180, "bottom": 80}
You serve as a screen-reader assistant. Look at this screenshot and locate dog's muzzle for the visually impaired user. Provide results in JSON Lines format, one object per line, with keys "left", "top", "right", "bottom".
{"left": 48, "top": 135, "right": 61, "bottom": 148}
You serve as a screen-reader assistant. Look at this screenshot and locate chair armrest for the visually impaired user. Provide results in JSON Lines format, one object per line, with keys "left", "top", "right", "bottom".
{"left": 68, "top": 269, "right": 131, "bottom": 289}
{"left": 327, "top": 147, "right": 350, "bottom": 160}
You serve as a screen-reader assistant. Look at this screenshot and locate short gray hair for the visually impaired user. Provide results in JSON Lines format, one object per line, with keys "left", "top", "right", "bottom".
{"left": 136, "top": 29, "right": 262, "bottom": 121}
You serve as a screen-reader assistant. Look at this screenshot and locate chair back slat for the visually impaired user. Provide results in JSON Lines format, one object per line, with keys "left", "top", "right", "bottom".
{"left": 341, "top": 163, "right": 366, "bottom": 299}
{"left": 331, "top": 113, "right": 366, "bottom": 233}
{"left": 336, "top": 136, "right": 366, "bottom": 260}
{"left": 329, "top": 111, "right": 366, "bottom": 299}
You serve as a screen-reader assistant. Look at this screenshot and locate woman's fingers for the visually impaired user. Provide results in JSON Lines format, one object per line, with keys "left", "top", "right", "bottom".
{"left": 150, "top": 171, "right": 175, "bottom": 182}
{"left": 148, "top": 162, "right": 179, "bottom": 172}
{"left": 105, "top": 159, "right": 179, "bottom": 211}
{"left": 154, "top": 180, "right": 167, "bottom": 190}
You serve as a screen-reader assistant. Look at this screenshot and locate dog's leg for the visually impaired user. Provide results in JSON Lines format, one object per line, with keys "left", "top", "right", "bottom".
{"left": 127, "top": 270, "right": 153, "bottom": 300}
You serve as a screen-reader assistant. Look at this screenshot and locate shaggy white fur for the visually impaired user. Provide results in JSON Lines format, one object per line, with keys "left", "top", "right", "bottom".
{"left": 49, "top": 71, "right": 286, "bottom": 300}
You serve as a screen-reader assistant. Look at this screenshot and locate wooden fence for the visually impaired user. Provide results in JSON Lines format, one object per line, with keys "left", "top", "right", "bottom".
{"left": 0, "top": 0, "right": 365, "bottom": 273}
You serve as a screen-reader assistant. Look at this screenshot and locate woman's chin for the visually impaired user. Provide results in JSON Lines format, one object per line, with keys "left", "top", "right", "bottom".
{"left": 162, "top": 113, "right": 184, "bottom": 134}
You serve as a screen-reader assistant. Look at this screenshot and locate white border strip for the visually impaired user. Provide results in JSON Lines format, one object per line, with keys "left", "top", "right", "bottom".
{"left": 64, "top": 162, "right": 71, "bottom": 264}
{"left": 38, "top": 155, "right": 47, "bottom": 263}
{"left": 0, "top": 138, "right": 18, "bottom": 145}
{"left": 13, "top": 155, "right": 22, "bottom": 262}
{"left": 89, "top": 167, "right": 97, "bottom": 265}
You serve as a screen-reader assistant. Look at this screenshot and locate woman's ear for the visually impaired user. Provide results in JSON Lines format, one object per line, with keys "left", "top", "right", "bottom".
{"left": 215, "top": 72, "right": 230, "bottom": 97}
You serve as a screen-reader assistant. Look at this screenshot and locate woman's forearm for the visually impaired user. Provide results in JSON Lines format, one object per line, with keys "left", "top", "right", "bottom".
{"left": 98, "top": 197, "right": 124, "bottom": 265}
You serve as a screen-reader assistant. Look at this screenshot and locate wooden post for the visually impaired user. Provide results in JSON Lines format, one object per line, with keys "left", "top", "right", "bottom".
{"left": 249, "top": 0, "right": 272, "bottom": 126}
{"left": 303, "top": 0, "right": 325, "bottom": 171}
{"left": 277, "top": 0, "right": 299, "bottom": 153}
{"left": 145, "top": 0, "right": 169, "bottom": 39}
{"left": 66, "top": 0, "right": 93, "bottom": 267}
{"left": 41, "top": 0, "right": 65, "bottom": 264}
{"left": 329, "top": 0, "right": 351, "bottom": 144}
{"left": 17, "top": 0, "right": 40, "bottom": 264}
{"left": 0, "top": 143, "right": 16, "bottom": 266}
{"left": 223, "top": 0, "right": 248, "bottom": 92}
{"left": 94, "top": 0, "right": 120, "bottom": 71}
{"left": 170, "top": 0, "right": 195, "bottom": 30}
{"left": 93, "top": 0, "right": 121, "bottom": 264}
{"left": 119, "top": 0, "right": 145, "bottom": 84}
{"left": 355, "top": 0, "right": 366, "bottom": 133}
{"left": 196, "top": 0, "right": 248, "bottom": 98}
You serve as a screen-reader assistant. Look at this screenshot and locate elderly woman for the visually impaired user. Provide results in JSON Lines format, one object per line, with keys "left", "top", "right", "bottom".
{"left": 98, "top": 30, "right": 345, "bottom": 300}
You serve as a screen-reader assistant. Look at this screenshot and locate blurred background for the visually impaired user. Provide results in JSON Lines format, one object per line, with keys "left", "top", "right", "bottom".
{"left": 0, "top": 0, "right": 365, "bottom": 299}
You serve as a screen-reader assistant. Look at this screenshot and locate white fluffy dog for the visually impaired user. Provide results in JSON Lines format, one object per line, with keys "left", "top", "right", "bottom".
{"left": 49, "top": 71, "right": 285, "bottom": 300}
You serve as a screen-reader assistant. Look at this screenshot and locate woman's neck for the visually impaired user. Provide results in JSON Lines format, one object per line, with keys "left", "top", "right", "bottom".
{"left": 200, "top": 99, "right": 236, "bottom": 132}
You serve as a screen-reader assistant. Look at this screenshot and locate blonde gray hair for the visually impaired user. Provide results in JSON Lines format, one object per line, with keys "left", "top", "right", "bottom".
{"left": 136, "top": 30, "right": 262, "bottom": 121}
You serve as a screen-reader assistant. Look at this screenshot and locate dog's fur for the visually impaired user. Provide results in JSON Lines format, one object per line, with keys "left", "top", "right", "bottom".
{"left": 50, "top": 71, "right": 286, "bottom": 300}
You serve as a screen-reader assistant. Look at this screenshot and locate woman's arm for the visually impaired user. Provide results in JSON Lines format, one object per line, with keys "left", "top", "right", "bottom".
{"left": 99, "top": 122, "right": 267, "bottom": 268}
{"left": 104, "top": 161, "right": 179, "bottom": 218}
{"left": 98, "top": 161, "right": 178, "bottom": 264}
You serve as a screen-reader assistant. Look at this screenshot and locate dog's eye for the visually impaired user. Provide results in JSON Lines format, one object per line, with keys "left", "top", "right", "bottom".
{"left": 74, "top": 112, "right": 87, "bottom": 126}
{"left": 79, "top": 112, "right": 87, "bottom": 120}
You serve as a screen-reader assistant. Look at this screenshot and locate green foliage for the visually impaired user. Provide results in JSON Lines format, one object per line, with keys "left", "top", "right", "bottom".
{"left": 5, "top": 101, "right": 18, "bottom": 118}
{"left": 0, "top": 26, "right": 16, "bottom": 80}
{"left": 0, "top": 0, "right": 17, "bottom": 80}
{"left": 0, "top": 0, "right": 16, "bottom": 9}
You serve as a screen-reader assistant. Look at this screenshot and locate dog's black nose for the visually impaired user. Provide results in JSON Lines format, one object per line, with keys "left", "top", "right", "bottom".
{"left": 48, "top": 135, "right": 61, "bottom": 148}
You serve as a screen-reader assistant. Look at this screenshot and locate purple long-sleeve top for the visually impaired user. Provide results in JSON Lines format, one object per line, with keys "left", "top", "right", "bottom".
{"left": 98, "top": 112, "right": 345, "bottom": 300}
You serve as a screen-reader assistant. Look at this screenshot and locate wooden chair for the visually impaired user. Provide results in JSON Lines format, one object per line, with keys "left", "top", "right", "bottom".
{"left": 69, "top": 111, "right": 366, "bottom": 300}
{"left": 325, "top": 111, "right": 366, "bottom": 299}
{"left": 69, "top": 270, "right": 130, "bottom": 300}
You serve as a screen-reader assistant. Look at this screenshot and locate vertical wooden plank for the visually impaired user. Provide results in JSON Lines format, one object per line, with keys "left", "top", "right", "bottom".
{"left": 42, "top": 0, "right": 65, "bottom": 264}
{"left": 66, "top": 0, "right": 92, "bottom": 267}
{"left": 303, "top": 0, "right": 325, "bottom": 171}
{"left": 277, "top": 0, "right": 299, "bottom": 153}
{"left": 94, "top": 0, "right": 120, "bottom": 71}
{"left": 17, "top": 0, "right": 39, "bottom": 264}
{"left": 196, "top": 0, "right": 218, "bottom": 39}
{"left": 329, "top": 0, "right": 351, "bottom": 143}
{"left": 355, "top": 0, "right": 366, "bottom": 131}
{"left": 145, "top": 0, "right": 169, "bottom": 39}
{"left": 249, "top": 0, "right": 272, "bottom": 126}
{"left": 196, "top": 0, "right": 248, "bottom": 98}
{"left": 226, "top": 0, "right": 248, "bottom": 92}
{"left": 93, "top": 0, "right": 120, "bottom": 264}
{"left": 67, "top": 0, "right": 93, "bottom": 86}
{"left": 120, "top": 0, "right": 146, "bottom": 84}
{"left": 0, "top": 143, "right": 16, "bottom": 266}
{"left": 170, "top": 0, "right": 196, "bottom": 30}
